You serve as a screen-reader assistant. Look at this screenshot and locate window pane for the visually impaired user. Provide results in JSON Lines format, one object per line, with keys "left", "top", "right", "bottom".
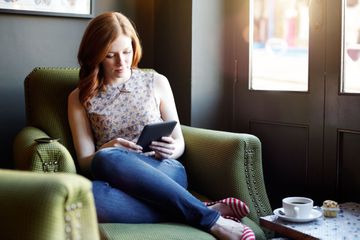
{"left": 251, "top": 0, "right": 309, "bottom": 91}
{"left": 342, "top": 0, "right": 360, "bottom": 93}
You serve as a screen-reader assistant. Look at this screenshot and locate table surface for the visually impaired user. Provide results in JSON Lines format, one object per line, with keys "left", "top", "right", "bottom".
{"left": 260, "top": 202, "right": 360, "bottom": 240}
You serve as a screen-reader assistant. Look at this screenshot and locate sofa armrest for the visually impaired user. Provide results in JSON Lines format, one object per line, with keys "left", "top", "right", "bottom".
{"left": 181, "top": 125, "right": 272, "bottom": 224}
{"left": 13, "top": 126, "right": 76, "bottom": 173}
{"left": 0, "top": 170, "right": 99, "bottom": 240}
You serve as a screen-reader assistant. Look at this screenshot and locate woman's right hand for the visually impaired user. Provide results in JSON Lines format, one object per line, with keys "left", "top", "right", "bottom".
{"left": 100, "top": 138, "right": 143, "bottom": 153}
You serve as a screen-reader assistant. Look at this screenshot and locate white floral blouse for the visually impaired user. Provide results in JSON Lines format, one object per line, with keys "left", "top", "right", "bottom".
{"left": 86, "top": 69, "right": 163, "bottom": 149}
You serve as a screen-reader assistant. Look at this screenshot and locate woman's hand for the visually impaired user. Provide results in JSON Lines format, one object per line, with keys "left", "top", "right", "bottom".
{"left": 100, "top": 138, "right": 143, "bottom": 153}
{"left": 149, "top": 136, "right": 176, "bottom": 159}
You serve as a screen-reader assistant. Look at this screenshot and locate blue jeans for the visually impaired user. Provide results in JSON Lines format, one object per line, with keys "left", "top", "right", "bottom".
{"left": 91, "top": 147, "right": 220, "bottom": 230}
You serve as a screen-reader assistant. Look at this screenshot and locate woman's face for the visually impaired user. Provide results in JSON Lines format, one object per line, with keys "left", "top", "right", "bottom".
{"left": 101, "top": 34, "right": 133, "bottom": 84}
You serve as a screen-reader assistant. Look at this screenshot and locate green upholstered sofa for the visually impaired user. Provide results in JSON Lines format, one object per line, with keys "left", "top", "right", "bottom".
{"left": 12, "top": 67, "right": 273, "bottom": 240}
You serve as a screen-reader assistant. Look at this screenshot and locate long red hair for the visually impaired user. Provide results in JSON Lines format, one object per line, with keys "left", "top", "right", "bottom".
{"left": 77, "top": 12, "right": 142, "bottom": 106}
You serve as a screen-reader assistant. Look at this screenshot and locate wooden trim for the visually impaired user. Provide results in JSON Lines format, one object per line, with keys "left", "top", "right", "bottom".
{"left": 260, "top": 217, "right": 319, "bottom": 240}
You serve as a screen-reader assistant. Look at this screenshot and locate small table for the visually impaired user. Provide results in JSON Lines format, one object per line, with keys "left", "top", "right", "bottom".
{"left": 260, "top": 202, "right": 360, "bottom": 240}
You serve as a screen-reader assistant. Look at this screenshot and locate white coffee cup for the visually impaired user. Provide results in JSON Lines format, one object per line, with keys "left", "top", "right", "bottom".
{"left": 282, "top": 197, "right": 313, "bottom": 218}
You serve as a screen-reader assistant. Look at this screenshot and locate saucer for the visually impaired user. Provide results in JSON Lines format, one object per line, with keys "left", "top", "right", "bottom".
{"left": 273, "top": 208, "right": 322, "bottom": 223}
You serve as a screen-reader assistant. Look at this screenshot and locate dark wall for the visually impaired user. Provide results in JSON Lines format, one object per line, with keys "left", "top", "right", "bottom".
{"left": 191, "top": 0, "right": 233, "bottom": 130}
{"left": 0, "top": 12, "right": 86, "bottom": 168}
{"left": 152, "top": 0, "right": 233, "bottom": 130}
{"left": 153, "top": 0, "right": 192, "bottom": 125}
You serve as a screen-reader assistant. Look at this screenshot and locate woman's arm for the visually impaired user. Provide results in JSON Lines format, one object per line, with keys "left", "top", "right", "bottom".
{"left": 68, "top": 89, "right": 96, "bottom": 171}
{"left": 152, "top": 73, "right": 185, "bottom": 159}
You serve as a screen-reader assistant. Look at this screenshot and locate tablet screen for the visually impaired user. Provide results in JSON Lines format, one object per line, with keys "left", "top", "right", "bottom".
{"left": 137, "top": 120, "right": 177, "bottom": 152}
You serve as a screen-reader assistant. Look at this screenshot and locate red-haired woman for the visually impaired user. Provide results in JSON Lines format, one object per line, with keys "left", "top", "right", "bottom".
{"left": 68, "top": 12, "right": 255, "bottom": 240}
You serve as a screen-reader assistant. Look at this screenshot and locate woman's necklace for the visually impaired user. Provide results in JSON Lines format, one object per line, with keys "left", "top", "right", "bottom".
{"left": 119, "top": 84, "right": 131, "bottom": 93}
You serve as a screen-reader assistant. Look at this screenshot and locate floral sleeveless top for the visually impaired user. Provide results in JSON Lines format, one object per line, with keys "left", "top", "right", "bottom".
{"left": 86, "top": 69, "right": 163, "bottom": 149}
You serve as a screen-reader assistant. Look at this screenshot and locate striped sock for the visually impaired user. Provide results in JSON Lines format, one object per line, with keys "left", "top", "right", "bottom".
{"left": 241, "top": 225, "right": 255, "bottom": 240}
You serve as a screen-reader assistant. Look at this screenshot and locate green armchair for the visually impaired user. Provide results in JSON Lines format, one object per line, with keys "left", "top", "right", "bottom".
{"left": 13, "top": 67, "right": 272, "bottom": 240}
{"left": 0, "top": 169, "right": 99, "bottom": 240}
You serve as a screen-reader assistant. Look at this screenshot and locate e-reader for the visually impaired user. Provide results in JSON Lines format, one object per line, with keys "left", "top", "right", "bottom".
{"left": 137, "top": 121, "right": 177, "bottom": 152}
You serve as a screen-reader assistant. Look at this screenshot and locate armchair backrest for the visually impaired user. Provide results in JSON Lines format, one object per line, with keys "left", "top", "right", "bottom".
{"left": 24, "top": 67, "right": 79, "bottom": 159}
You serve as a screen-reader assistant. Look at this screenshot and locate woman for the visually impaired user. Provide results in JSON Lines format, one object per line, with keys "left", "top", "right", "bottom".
{"left": 68, "top": 11, "right": 255, "bottom": 240}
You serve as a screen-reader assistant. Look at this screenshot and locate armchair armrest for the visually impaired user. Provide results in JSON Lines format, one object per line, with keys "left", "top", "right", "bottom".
{"left": 0, "top": 170, "right": 99, "bottom": 240}
{"left": 13, "top": 126, "right": 76, "bottom": 173}
{"left": 181, "top": 125, "right": 272, "bottom": 224}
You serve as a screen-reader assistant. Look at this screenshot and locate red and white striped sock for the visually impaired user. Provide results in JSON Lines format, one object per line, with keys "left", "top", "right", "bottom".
{"left": 240, "top": 225, "right": 255, "bottom": 240}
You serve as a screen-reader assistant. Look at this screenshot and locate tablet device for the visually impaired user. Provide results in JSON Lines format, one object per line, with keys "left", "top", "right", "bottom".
{"left": 137, "top": 120, "right": 177, "bottom": 152}
{"left": 35, "top": 137, "right": 60, "bottom": 143}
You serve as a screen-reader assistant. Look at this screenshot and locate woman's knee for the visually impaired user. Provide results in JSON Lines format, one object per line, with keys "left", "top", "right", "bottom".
{"left": 91, "top": 148, "right": 129, "bottom": 177}
{"left": 161, "top": 159, "right": 188, "bottom": 188}
{"left": 92, "top": 148, "right": 110, "bottom": 170}
{"left": 162, "top": 158, "right": 184, "bottom": 167}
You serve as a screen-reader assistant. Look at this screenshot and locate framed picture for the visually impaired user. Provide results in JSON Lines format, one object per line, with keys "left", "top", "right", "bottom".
{"left": 0, "top": 0, "right": 94, "bottom": 18}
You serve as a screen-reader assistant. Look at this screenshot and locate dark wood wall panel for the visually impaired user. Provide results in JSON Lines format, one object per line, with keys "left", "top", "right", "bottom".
{"left": 250, "top": 121, "right": 309, "bottom": 208}
{"left": 337, "top": 130, "right": 360, "bottom": 202}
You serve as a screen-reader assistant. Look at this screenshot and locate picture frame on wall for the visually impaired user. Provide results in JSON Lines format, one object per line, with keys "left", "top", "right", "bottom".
{"left": 0, "top": 0, "right": 94, "bottom": 18}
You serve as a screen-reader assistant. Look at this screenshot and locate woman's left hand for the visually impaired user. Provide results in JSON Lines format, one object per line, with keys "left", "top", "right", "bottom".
{"left": 149, "top": 136, "right": 176, "bottom": 159}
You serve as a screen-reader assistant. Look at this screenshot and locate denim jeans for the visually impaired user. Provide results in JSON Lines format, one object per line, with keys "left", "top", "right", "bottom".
{"left": 91, "top": 147, "right": 220, "bottom": 230}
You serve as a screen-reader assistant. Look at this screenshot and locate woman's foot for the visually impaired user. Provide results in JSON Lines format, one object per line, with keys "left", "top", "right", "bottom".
{"left": 205, "top": 198, "right": 250, "bottom": 219}
{"left": 210, "top": 216, "right": 256, "bottom": 240}
{"left": 210, "top": 216, "right": 244, "bottom": 240}
{"left": 208, "top": 202, "right": 234, "bottom": 217}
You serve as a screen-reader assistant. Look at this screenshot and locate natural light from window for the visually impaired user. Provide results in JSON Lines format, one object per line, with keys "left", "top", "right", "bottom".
{"left": 342, "top": 0, "right": 360, "bottom": 93}
{"left": 250, "top": 0, "right": 309, "bottom": 91}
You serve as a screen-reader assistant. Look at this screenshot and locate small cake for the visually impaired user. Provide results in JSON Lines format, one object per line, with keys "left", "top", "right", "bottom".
{"left": 322, "top": 200, "right": 339, "bottom": 217}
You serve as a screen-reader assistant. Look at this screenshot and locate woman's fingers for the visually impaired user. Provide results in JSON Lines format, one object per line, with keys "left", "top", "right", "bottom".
{"left": 103, "top": 138, "right": 142, "bottom": 152}
{"left": 149, "top": 137, "right": 176, "bottom": 159}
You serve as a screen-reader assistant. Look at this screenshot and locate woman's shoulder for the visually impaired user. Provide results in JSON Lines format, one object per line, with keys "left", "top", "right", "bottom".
{"left": 133, "top": 68, "right": 164, "bottom": 76}
{"left": 150, "top": 71, "right": 171, "bottom": 94}
{"left": 68, "top": 88, "right": 79, "bottom": 99}
{"left": 68, "top": 88, "right": 80, "bottom": 104}
{"left": 133, "top": 68, "right": 157, "bottom": 78}
{"left": 132, "top": 68, "right": 168, "bottom": 85}
{"left": 152, "top": 71, "right": 169, "bottom": 87}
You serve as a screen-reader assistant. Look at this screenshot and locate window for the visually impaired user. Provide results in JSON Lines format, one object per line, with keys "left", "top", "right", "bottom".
{"left": 250, "top": 0, "right": 309, "bottom": 91}
{"left": 342, "top": 0, "right": 360, "bottom": 93}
